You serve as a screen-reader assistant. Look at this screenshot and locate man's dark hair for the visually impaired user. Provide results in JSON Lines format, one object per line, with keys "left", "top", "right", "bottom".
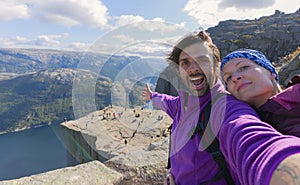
{"left": 167, "top": 30, "right": 220, "bottom": 67}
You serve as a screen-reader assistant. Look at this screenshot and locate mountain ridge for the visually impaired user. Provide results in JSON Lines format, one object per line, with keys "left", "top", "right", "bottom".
{"left": 207, "top": 8, "right": 300, "bottom": 64}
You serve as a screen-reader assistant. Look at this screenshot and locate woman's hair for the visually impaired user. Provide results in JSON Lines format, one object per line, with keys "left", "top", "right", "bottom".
{"left": 273, "top": 81, "right": 282, "bottom": 94}
{"left": 167, "top": 30, "right": 220, "bottom": 67}
{"left": 221, "top": 48, "right": 279, "bottom": 82}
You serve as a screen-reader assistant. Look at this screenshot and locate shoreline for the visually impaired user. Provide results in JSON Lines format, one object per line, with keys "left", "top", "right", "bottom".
{"left": 0, "top": 126, "right": 29, "bottom": 135}
{"left": 0, "top": 122, "right": 56, "bottom": 135}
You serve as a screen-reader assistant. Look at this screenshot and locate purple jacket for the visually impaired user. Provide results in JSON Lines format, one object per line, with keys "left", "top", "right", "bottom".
{"left": 151, "top": 80, "right": 300, "bottom": 185}
{"left": 258, "top": 84, "right": 300, "bottom": 137}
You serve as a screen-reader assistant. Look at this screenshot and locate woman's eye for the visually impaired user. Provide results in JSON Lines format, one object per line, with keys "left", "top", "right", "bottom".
{"left": 238, "top": 65, "right": 249, "bottom": 72}
{"left": 226, "top": 76, "right": 232, "bottom": 83}
{"left": 224, "top": 75, "right": 232, "bottom": 84}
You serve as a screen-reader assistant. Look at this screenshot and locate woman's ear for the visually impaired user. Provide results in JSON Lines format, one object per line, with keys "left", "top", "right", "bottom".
{"left": 270, "top": 73, "right": 276, "bottom": 80}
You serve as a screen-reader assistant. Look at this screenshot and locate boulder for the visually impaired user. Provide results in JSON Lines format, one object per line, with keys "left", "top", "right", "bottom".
{"left": 279, "top": 52, "right": 300, "bottom": 87}
{"left": 0, "top": 160, "right": 123, "bottom": 185}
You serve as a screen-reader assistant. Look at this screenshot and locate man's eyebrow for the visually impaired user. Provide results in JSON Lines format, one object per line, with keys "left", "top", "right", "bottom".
{"left": 179, "top": 58, "right": 188, "bottom": 62}
{"left": 178, "top": 52, "right": 189, "bottom": 61}
{"left": 179, "top": 55, "right": 210, "bottom": 62}
{"left": 195, "top": 56, "right": 210, "bottom": 61}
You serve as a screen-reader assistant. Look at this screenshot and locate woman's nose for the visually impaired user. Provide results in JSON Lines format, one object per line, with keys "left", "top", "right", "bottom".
{"left": 232, "top": 72, "right": 242, "bottom": 81}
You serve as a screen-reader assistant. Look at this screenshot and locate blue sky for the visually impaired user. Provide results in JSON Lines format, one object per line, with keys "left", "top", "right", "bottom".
{"left": 0, "top": 0, "right": 298, "bottom": 54}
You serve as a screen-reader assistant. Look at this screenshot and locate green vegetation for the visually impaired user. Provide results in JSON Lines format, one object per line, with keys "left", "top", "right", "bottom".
{"left": 259, "top": 17, "right": 269, "bottom": 25}
{"left": 280, "top": 46, "right": 300, "bottom": 63}
{"left": 0, "top": 70, "right": 113, "bottom": 132}
{"left": 0, "top": 68, "right": 146, "bottom": 133}
{"left": 232, "top": 39, "right": 248, "bottom": 48}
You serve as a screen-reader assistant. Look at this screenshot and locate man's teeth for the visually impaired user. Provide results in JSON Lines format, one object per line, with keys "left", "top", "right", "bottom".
{"left": 190, "top": 77, "right": 202, "bottom": 81}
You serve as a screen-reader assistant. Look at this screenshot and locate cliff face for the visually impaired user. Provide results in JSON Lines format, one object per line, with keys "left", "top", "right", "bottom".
{"left": 60, "top": 124, "right": 105, "bottom": 164}
{"left": 62, "top": 105, "right": 171, "bottom": 184}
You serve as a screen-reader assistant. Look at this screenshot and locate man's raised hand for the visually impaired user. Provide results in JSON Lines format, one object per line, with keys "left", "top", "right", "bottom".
{"left": 141, "top": 83, "right": 152, "bottom": 102}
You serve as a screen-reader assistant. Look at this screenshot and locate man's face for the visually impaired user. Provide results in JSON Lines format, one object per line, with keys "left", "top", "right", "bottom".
{"left": 178, "top": 42, "right": 216, "bottom": 96}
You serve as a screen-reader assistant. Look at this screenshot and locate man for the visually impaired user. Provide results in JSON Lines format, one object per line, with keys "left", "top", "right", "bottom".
{"left": 142, "top": 30, "right": 300, "bottom": 185}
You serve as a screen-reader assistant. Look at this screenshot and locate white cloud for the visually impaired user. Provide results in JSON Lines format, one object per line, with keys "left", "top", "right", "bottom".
{"left": 116, "top": 15, "right": 145, "bottom": 27}
{"left": 0, "top": 36, "right": 29, "bottom": 48}
{"left": 0, "top": 0, "right": 109, "bottom": 27}
{"left": 35, "top": 34, "right": 65, "bottom": 47}
{"left": 184, "top": 0, "right": 299, "bottom": 29}
{"left": 32, "top": 0, "right": 109, "bottom": 27}
{"left": 112, "top": 34, "right": 136, "bottom": 44}
{"left": 14, "top": 36, "right": 30, "bottom": 43}
{"left": 68, "top": 42, "right": 91, "bottom": 51}
{"left": 118, "top": 41, "right": 172, "bottom": 57}
{"left": 0, "top": 33, "right": 69, "bottom": 49}
{"left": 184, "top": 0, "right": 221, "bottom": 28}
{"left": 88, "top": 15, "right": 188, "bottom": 55}
{"left": 137, "top": 18, "right": 185, "bottom": 33}
{"left": 218, "top": 0, "right": 275, "bottom": 9}
{"left": 0, "top": 1, "right": 30, "bottom": 20}
{"left": 85, "top": 19, "right": 189, "bottom": 57}
{"left": 114, "top": 15, "right": 185, "bottom": 34}
{"left": 0, "top": 1, "right": 187, "bottom": 51}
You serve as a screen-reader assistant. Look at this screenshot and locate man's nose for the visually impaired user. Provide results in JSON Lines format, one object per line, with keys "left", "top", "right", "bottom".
{"left": 187, "top": 60, "right": 200, "bottom": 73}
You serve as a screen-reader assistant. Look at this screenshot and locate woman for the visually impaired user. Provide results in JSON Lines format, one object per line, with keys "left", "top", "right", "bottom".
{"left": 220, "top": 48, "right": 300, "bottom": 136}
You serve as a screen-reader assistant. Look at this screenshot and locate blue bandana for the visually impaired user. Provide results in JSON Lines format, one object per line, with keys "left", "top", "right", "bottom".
{"left": 220, "top": 48, "right": 278, "bottom": 81}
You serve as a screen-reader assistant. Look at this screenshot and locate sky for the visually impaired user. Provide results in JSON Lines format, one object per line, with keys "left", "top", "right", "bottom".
{"left": 0, "top": 0, "right": 298, "bottom": 55}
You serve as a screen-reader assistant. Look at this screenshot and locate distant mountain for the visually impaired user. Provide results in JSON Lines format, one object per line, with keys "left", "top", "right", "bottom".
{"left": 0, "top": 49, "right": 81, "bottom": 73}
{"left": 0, "top": 48, "right": 145, "bottom": 80}
{"left": 207, "top": 8, "right": 300, "bottom": 65}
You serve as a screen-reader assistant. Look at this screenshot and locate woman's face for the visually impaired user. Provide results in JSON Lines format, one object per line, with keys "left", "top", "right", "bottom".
{"left": 222, "top": 58, "right": 276, "bottom": 107}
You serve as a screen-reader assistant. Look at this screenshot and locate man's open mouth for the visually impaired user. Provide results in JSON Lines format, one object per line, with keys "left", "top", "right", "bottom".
{"left": 189, "top": 75, "right": 205, "bottom": 88}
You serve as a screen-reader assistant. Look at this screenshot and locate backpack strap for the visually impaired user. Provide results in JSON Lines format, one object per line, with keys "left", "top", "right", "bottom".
{"left": 166, "top": 124, "right": 172, "bottom": 169}
{"left": 191, "top": 93, "right": 235, "bottom": 185}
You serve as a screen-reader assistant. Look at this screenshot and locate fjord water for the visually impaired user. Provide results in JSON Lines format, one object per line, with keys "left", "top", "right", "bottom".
{"left": 0, "top": 124, "right": 79, "bottom": 181}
